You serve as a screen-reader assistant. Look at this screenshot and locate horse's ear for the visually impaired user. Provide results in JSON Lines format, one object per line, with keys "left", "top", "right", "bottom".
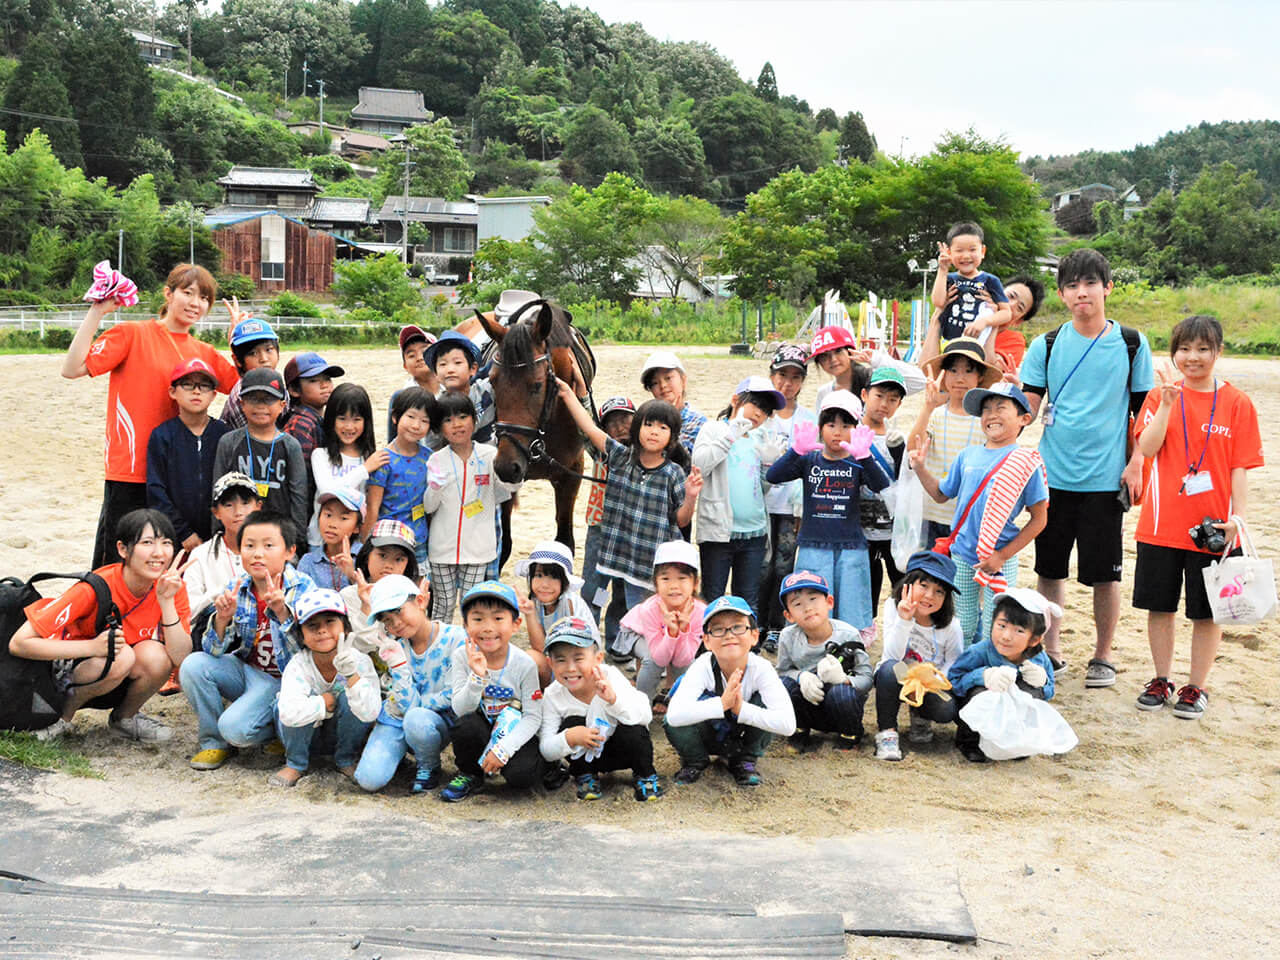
{"left": 534, "top": 301, "right": 553, "bottom": 342}
{"left": 476, "top": 311, "right": 506, "bottom": 343}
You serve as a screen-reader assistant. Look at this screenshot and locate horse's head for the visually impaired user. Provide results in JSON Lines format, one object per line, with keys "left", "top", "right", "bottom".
{"left": 482, "top": 301, "right": 558, "bottom": 485}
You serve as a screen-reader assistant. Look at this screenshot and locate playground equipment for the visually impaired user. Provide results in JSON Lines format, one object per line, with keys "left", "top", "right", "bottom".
{"left": 799, "top": 289, "right": 926, "bottom": 359}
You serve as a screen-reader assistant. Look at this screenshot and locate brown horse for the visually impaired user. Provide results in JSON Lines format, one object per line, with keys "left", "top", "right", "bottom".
{"left": 478, "top": 300, "right": 597, "bottom": 569}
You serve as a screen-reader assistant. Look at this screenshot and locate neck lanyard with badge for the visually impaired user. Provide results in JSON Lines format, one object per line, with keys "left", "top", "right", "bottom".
{"left": 454, "top": 446, "right": 486, "bottom": 520}
{"left": 245, "top": 431, "right": 279, "bottom": 499}
{"left": 1043, "top": 321, "right": 1109, "bottom": 427}
{"left": 1179, "top": 379, "right": 1217, "bottom": 496}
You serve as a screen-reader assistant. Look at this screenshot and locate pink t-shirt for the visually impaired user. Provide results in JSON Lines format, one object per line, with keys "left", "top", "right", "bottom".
{"left": 620, "top": 594, "right": 706, "bottom": 668}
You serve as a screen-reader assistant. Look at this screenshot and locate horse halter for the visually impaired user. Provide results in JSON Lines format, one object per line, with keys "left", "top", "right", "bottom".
{"left": 491, "top": 350, "right": 556, "bottom": 470}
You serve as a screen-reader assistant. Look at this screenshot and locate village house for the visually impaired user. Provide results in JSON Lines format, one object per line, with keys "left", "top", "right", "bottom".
{"left": 350, "top": 87, "right": 431, "bottom": 136}
{"left": 376, "top": 196, "right": 477, "bottom": 269}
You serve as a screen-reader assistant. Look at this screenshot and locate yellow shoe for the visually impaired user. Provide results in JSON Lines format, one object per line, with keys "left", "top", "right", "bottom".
{"left": 190, "top": 747, "right": 236, "bottom": 770}
{"left": 262, "top": 739, "right": 285, "bottom": 757}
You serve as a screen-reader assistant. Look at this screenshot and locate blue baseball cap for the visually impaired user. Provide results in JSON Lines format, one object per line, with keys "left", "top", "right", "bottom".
{"left": 285, "top": 351, "right": 344, "bottom": 383}
{"left": 461, "top": 580, "right": 520, "bottom": 615}
{"left": 229, "top": 317, "right": 278, "bottom": 348}
{"left": 425, "top": 329, "right": 480, "bottom": 369}
{"left": 904, "top": 550, "right": 959, "bottom": 593}
{"left": 702, "top": 595, "right": 756, "bottom": 626}
{"left": 778, "top": 570, "right": 831, "bottom": 601}
{"left": 294, "top": 588, "right": 348, "bottom": 624}
{"left": 544, "top": 616, "right": 601, "bottom": 650}
{"left": 962, "top": 382, "right": 1030, "bottom": 417}
{"left": 317, "top": 486, "right": 366, "bottom": 520}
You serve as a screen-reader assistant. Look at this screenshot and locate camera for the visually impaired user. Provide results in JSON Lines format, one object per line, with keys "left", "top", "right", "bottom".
{"left": 1188, "top": 516, "right": 1227, "bottom": 554}
{"left": 824, "top": 639, "right": 865, "bottom": 674}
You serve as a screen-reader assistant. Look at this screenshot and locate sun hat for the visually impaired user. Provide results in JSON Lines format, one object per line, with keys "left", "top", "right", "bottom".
{"left": 211, "top": 471, "right": 259, "bottom": 502}
{"left": 366, "top": 574, "right": 422, "bottom": 623}
{"left": 868, "top": 366, "right": 907, "bottom": 394}
{"left": 514, "top": 540, "right": 583, "bottom": 591}
{"left": 598, "top": 396, "right": 636, "bottom": 419}
{"left": 904, "top": 550, "right": 959, "bottom": 593}
{"left": 294, "top": 588, "right": 348, "bottom": 624}
{"left": 818, "top": 389, "right": 863, "bottom": 421}
{"left": 920, "top": 337, "right": 1001, "bottom": 388}
{"left": 770, "top": 344, "right": 810, "bottom": 373}
{"left": 996, "top": 587, "right": 1064, "bottom": 623}
{"left": 461, "top": 580, "right": 521, "bottom": 615}
{"left": 367, "top": 519, "right": 417, "bottom": 552}
{"left": 734, "top": 375, "right": 786, "bottom": 411}
{"left": 229, "top": 317, "right": 278, "bottom": 348}
{"left": 543, "top": 615, "right": 601, "bottom": 651}
{"left": 640, "top": 351, "right": 685, "bottom": 388}
{"left": 424, "top": 329, "right": 480, "bottom": 369}
{"left": 239, "top": 367, "right": 286, "bottom": 400}
{"left": 702, "top": 595, "right": 756, "bottom": 627}
{"left": 778, "top": 569, "right": 831, "bottom": 601}
{"left": 962, "top": 382, "right": 1031, "bottom": 417}
{"left": 495, "top": 289, "right": 540, "bottom": 323}
{"left": 809, "top": 325, "right": 856, "bottom": 361}
{"left": 285, "top": 352, "right": 345, "bottom": 385}
{"left": 316, "top": 487, "right": 367, "bottom": 520}
{"left": 653, "top": 539, "right": 700, "bottom": 574}
{"left": 169, "top": 357, "right": 218, "bottom": 386}
{"left": 399, "top": 324, "right": 437, "bottom": 353}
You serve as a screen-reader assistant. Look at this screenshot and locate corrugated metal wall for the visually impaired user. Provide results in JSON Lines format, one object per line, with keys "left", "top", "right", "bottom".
{"left": 211, "top": 217, "right": 336, "bottom": 292}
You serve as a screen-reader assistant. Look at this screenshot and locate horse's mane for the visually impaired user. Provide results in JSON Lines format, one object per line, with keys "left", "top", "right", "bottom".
{"left": 498, "top": 304, "right": 574, "bottom": 369}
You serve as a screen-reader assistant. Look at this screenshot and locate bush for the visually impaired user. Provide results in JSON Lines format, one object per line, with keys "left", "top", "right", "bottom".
{"left": 331, "top": 254, "right": 419, "bottom": 316}
{"left": 566, "top": 297, "right": 762, "bottom": 344}
{"left": 267, "top": 292, "right": 323, "bottom": 318}
{"left": 216, "top": 273, "right": 255, "bottom": 300}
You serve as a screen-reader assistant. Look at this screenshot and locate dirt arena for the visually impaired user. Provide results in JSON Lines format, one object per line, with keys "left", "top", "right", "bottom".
{"left": 1, "top": 342, "right": 1276, "bottom": 957}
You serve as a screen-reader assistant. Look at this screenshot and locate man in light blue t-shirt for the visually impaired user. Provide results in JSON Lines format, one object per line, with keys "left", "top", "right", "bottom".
{"left": 1019, "top": 249, "right": 1153, "bottom": 690}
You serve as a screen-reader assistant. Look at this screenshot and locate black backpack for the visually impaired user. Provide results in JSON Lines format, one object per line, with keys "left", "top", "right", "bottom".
{"left": 1043, "top": 322, "right": 1143, "bottom": 396}
{"left": 0, "top": 572, "right": 120, "bottom": 731}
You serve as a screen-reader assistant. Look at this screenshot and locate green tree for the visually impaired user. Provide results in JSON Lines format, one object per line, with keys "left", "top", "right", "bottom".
{"left": 755, "top": 61, "right": 778, "bottom": 102}
{"left": 470, "top": 139, "right": 541, "bottom": 193}
{"left": 447, "top": 0, "right": 545, "bottom": 60}
{"left": 374, "top": 118, "right": 473, "bottom": 201}
{"left": 559, "top": 106, "right": 640, "bottom": 184}
{"left": 1, "top": 31, "right": 81, "bottom": 168}
{"left": 634, "top": 117, "right": 709, "bottom": 195}
{"left": 814, "top": 107, "right": 839, "bottom": 132}
{"left": 838, "top": 111, "right": 876, "bottom": 163}
{"left": 331, "top": 252, "right": 419, "bottom": 313}
{"left": 390, "top": 7, "right": 514, "bottom": 115}
{"left": 154, "top": 81, "right": 230, "bottom": 181}
{"left": 64, "top": 20, "right": 154, "bottom": 183}
{"left": 639, "top": 195, "right": 725, "bottom": 297}
{"left": 695, "top": 92, "right": 772, "bottom": 196}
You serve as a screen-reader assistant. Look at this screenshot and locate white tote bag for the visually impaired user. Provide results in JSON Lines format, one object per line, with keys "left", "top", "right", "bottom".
{"left": 1203, "top": 517, "right": 1277, "bottom": 626}
{"left": 958, "top": 687, "right": 1078, "bottom": 761}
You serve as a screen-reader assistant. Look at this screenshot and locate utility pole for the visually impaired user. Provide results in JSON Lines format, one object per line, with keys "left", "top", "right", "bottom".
{"left": 117, "top": 229, "right": 124, "bottom": 272}
{"left": 401, "top": 142, "right": 415, "bottom": 265}
{"left": 301, "top": 60, "right": 310, "bottom": 101}
{"left": 314, "top": 78, "right": 326, "bottom": 139}
{"left": 189, "top": 206, "right": 195, "bottom": 263}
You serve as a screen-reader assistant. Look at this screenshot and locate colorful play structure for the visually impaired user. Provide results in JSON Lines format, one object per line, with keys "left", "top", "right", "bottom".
{"left": 796, "top": 290, "right": 928, "bottom": 361}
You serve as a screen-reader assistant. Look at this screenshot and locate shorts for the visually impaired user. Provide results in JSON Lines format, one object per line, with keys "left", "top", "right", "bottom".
{"left": 1033, "top": 488, "right": 1124, "bottom": 586}
{"left": 1132, "top": 541, "right": 1239, "bottom": 621}
{"left": 55, "top": 658, "right": 131, "bottom": 711}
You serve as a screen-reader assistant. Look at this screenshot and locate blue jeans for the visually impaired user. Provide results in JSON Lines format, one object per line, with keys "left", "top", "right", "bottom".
{"left": 276, "top": 689, "right": 372, "bottom": 773}
{"left": 581, "top": 524, "right": 627, "bottom": 648}
{"left": 794, "top": 543, "right": 873, "bottom": 629}
{"left": 354, "top": 707, "right": 454, "bottom": 792}
{"left": 699, "top": 534, "right": 768, "bottom": 621}
{"left": 180, "top": 652, "right": 279, "bottom": 751}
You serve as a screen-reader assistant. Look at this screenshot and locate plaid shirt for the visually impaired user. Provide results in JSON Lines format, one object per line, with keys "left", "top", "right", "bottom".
{"left": 596, "top": 436, "right": 687, "bottom": 588}
{"left": 283, "top": 404, "right": 325, "bottom": 461}
{"left": 202, "top": 565, "right": 317, "bottom": 674}
{"left": 679, "top": 403, "right": 707, "bottom": 453}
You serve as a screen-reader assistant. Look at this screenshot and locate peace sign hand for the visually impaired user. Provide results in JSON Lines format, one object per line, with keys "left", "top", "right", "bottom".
{"left": 908, "top": 433, "right": 931, "bottom": 471}
{"left": 592, "top": 664, "right": 616, "bottom": 704}
{"left": 935, "top": 241, "right": 952, "bottom": 272}
{"left": 465, "top": 637, "right": 488, "bottom": 677}
{"left": 353, "top": 569, "right": 373, "bottom": 615}
{"left": 1156, "top": 361, "right": 1181, "bottom": 408}
{"left": 924, "top": 368, "right": 948, "bottom": 409}
{"left": 213, "top": 587, "right": 237, "bottom": 633}
{"left": 262, "top": 571, "right": 289, "bottom": 620}
{"left": 332, "top": 536, "right": 355, "bottom": 582}
{"left": 156, "top": 554, "right": 193, "bottom": 603}
{"left": 223, "top": 296, "right": 251, "bottom": 337}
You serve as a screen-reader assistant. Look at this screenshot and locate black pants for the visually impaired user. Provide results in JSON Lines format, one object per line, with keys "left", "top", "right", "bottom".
{"left": 451, "top": 711, "right": 544, "bottom": 786}
{"left": 867, "top": 539, "right": 902, "bottom": 619}
{"left": 953, "top": 683, "right": 1046, "bottom": 754}
{"left": 873, "top": 660, "right": 959, "bottom": 731}
{"left": 92, "top": 480, "right": 148, "bottom": 568}
{"left": 557, "top": 717, "right": 655, "bottom": 778}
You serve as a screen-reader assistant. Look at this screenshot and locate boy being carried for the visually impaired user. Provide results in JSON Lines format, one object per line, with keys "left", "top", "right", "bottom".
{"left": 931, "top": 221, "right": 1011, "bottom": 344}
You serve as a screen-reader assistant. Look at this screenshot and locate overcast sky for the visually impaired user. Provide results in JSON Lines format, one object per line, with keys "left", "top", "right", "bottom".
{"left": 580, "top": 0, "right": 1280, "bottom": 159}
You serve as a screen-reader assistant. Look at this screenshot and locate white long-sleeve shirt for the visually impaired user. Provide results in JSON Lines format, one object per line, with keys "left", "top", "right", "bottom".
{"left": 876, "top": 597, "right": 964, "bottom": 673}
{"left": 449, "top": 642, "right": 542, "bottom": 760}
{"left": 182, "top": 536, "right": 243, "bottom": 614}
{"left": 665, "top": 651, "right": 796, "bottom": 737}
{"left": 277, "top": 647, "right": 381, "bottom": 728}
{"left": 538, "top": 664, "right": 652, "bottom": 761}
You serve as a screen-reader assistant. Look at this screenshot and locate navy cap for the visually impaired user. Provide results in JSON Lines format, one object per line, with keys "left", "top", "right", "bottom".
{"left": 239, "top": 367, "right": 286, "bottom": 400}
{"left": 229, "top": 317, "right": 278, "bottom": 348}
{"left": 702, "top": 595, "right": 756, "bottom": 626}
{"left": 904, "top": 550, "right": 959, "bottom": 592}
{"left": 778, "top": 570, "right": 831, "bottom": 601}
{"left": 285, "top": 351, "right": 344, "bottom": 383}
{"left": 460, "top": 580, "right": 520, "bottom": 615}
{"left": 425, "top": 329, "right": 480, "bottom": 369}
{"left": 962, "top": 382, "right": 1031, "bottom": 417}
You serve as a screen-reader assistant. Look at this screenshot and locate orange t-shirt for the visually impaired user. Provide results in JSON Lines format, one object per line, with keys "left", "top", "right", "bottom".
{"left": 24, "top": 564, "right": 191, "bottom": 646}
{"left": 84, "top": 320, "right": 238, "bottom": 482}
{"left": 993, "top": 328, "right": 1027, "bottom": 376}
{"left": 1135, "top": 380, "right": 1264, "bottom": 552}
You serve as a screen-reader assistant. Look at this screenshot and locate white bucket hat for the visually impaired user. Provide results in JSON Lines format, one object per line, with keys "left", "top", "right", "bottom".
{"left": 514, "top": 540, "right": 584, "bottom": 591}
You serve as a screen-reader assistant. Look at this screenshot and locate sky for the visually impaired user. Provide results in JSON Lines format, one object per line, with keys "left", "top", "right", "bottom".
{"left": 577, "top": 0, "right": 1280, "bottom": 159}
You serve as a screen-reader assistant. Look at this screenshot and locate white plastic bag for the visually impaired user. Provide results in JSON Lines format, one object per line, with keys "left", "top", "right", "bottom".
{"left": 1203, "top": 517, "right": 1277, "bottom": 626}
{"left": 890, "top": 466, "right": 926, "bottom": 570}
{"left": 958, "top": 687, "right": 1078, "bottom": 760}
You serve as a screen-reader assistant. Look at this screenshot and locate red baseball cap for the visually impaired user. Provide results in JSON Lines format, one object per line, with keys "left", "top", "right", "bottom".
{"left": 809, "top": 325, "right": 856, "bottom": 360}
{"left": 169, "top": 357, "right": 218, "bottom": 386}
{"left": 399, "top": 325, "right": 437, "bottom": 353}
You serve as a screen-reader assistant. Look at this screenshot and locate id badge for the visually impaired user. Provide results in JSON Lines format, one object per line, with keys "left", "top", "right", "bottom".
{"left": 256, "top": 482, "right": 270, "bottom": 498}
{"left": 1183, "top": 472, "right": 1213, "bottom": 496}
{"left": 1042, "top": 401, "right": 1055, "bottom": 427}
{"left": 411, "top": 503, "right": 426, "bottom": 521}
{"left": 463, "top": 499, "right": 485, "bottom": 518}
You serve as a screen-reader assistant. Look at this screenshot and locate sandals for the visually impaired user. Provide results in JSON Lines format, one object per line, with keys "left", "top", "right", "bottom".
{"left": 1084, "top": 658, "right": 1117, "bottom": 688}
{"left": 651, "top": 691, "right": 670, "bottom": 716}
{"left": 268, "top": 768, "right": 304, "bottom": 788}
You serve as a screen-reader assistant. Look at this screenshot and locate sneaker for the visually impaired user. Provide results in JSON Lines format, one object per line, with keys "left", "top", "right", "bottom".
{"left": 542, "top": 762, "right": 570, "bottom": 791}
{"left": 440, "top": 773, "right": 482, "bottom": 802}
{"left": 907, "top": 713, "right": 934, "bottom": 744}
{"left": 874, "top": 729, "right": 902, "bottom": 761}
{"left": 189, "top": 747, "right": 236, "bottom": 770}
{"left": 1048, "top": 655, "right": 1068, "bottom": 675}
{"left": 1172, "top": 685, "right": 1208, "bottom": 720}
{"left": 960, "top": 744, "right": 990, "bottom": 764}
{"left": 1084, "top": 658, "right": 1117, "bottom": 688}
{"left": 762, "top": 630, "right": 780, "bottom": 654}
{"left": 575, "top": 773, "right": 603, "bottom": 801}
{"left": 673, "top": 761, "right": 709, "bottom": 785}
{"left": 108, "top": 712, "right": 173, "bottom": 743}
{"left": 262, "top": 739, "right": 286, "bottom": 756}
{"left": 834, "top": 732, "right": 860, "bottom": 751}
{"left": 633, "top": 774, "right": 663, "bottom": 802}
{"left": 1136, "top": 677, "right": 1175, "bottom": 712}
{"left": 35, "top": 718, "right": 73, "bottom": 741}
{"left": 788, "top": 729, "right": 815, "bottom": 754}
{"left": 728, "top": 756, "right": 762, "bottom": 787}
{"left": 412, "top": 767, "right": 441, "bottom": 793}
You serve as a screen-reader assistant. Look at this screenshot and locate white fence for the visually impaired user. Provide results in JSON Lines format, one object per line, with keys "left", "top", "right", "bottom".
{"left": 0, "top": 309, "right": 383, "bottom": 337}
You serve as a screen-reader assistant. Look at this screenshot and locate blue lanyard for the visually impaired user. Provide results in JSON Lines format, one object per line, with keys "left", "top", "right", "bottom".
{"left": 245, "top": 431, "right": 279, "bottom": 487}
{"left": 1051, "top": 321, "right": 1110, "bottom": 402}
{"left": 1179, "top": 379, "right": 1217, "bottom": 476}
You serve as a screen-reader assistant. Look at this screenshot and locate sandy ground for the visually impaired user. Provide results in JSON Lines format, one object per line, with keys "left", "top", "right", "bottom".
{"left": 1, "top": 343, "right": 1278, "bottom": 957}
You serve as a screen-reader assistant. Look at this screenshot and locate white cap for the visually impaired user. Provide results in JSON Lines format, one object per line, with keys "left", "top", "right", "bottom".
{"left": 653, "top": 539, "right": 700, "bottom": 573}
{"left": 734, "top": 375, "right": 786, "bottom": 411}
{"left": 514, "top": 540, "right": 583, "bottom": 590}
{"left": 997, "top": 587, "right": 1064, "bottom": 623}
{"left": 819, "top": 389, "right": 864, "bottom": 421}
{"left": 366, "top": 574, "right": 422, "bottom": 624}
{"left": 641, "top": 351, "right": 685, "bottom": 386}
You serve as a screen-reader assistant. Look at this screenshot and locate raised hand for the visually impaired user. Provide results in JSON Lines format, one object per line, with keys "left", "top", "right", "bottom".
{"left": 684, "top": 466, "right": 703, "bottom": 500}
{"left": 924, "top": 368, "right": 948, "bottom": 409}
{"left": 465, "top": 637, "right": 488, "bottom": 677}
{"left": 332, "top": 648, "right": 360, "bottom": 679}
{"left": 222, "top": 296, "right": 251, "bottom": 338}
{"left": 935, "top": 241, "right": 952, "bottom": 272}
{"left": 841, "top": 424, "right": 876, "bottom": 460}
{"left": 352, "top": 569, "right": 373, "bottom": 615}
{"left": 907, "top": 433, "right": 930, "bottom": 472}
{"left": 156, "top": 554, "right": 192, "bottom": 604}
{"left": 213, "top": 587, "right": 237, "bottom": 632}
{"left": 262, "top": 572, "right": 289, "bottom": 621}
{"left": 332, "top": 536, "right": 356, "bottom": 582}
{"left": 728, "top": 416, "right": 754, "bottom": 439}
{"left": 592, "top": 664, "right": 616, "bottom": 704}
{"left": 792, "top": 420, "right": 821, "bottom": 455}
{"left": 1156, "top": 361, "right": 1181, "bottom": 408}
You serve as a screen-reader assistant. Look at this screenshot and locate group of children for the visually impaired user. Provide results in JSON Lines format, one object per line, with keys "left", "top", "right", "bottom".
{"left": 14, "top": 235, "right": 1263, "bottom": 797}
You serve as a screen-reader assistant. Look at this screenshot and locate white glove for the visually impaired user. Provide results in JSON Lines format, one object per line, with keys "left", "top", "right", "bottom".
{"left": 377, "top": 638, "right": 408, "bottom": 671}
{"left": 816, "top": 654, "right": 847, "bottom": 686}
{"left": 332, "top": 648, "right": 361, "bottom": 678}
{"left": 1019, "top": 660, "right": 1048, "bottom": 688}
{"left": 798, "top": 671, "right": 825, "bottom": 705}
{"left": 427, "top": 460, "right": 449, "bottom": 490}
{"left": 982, "top": 665, "right": 1017, "bottom": 693}
{"left": 728, "top": 416, "right": 753, "bottom": 439}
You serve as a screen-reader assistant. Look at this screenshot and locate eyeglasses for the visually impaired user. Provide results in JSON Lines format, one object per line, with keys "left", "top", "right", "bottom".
{"left": 705, "top": 623, "right": 751, "bottom": 639}
{"left": 175, "top": 380, "right": 215, "bottom": 393}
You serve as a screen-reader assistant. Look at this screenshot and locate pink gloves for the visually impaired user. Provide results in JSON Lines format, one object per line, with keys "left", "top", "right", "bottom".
{"left": 791, "top": 421, "right": 821, "bottom": 455}
{"left": 840, "top": 425, "right": 876, "bottom": 460}
{"left": 82, "top": 260, "right": 139, "bottom": 308}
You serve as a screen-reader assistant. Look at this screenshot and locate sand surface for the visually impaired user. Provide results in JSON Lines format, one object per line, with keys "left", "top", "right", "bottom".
{"left": 1, "top": 343, "right": 1277, "bottom": 957}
